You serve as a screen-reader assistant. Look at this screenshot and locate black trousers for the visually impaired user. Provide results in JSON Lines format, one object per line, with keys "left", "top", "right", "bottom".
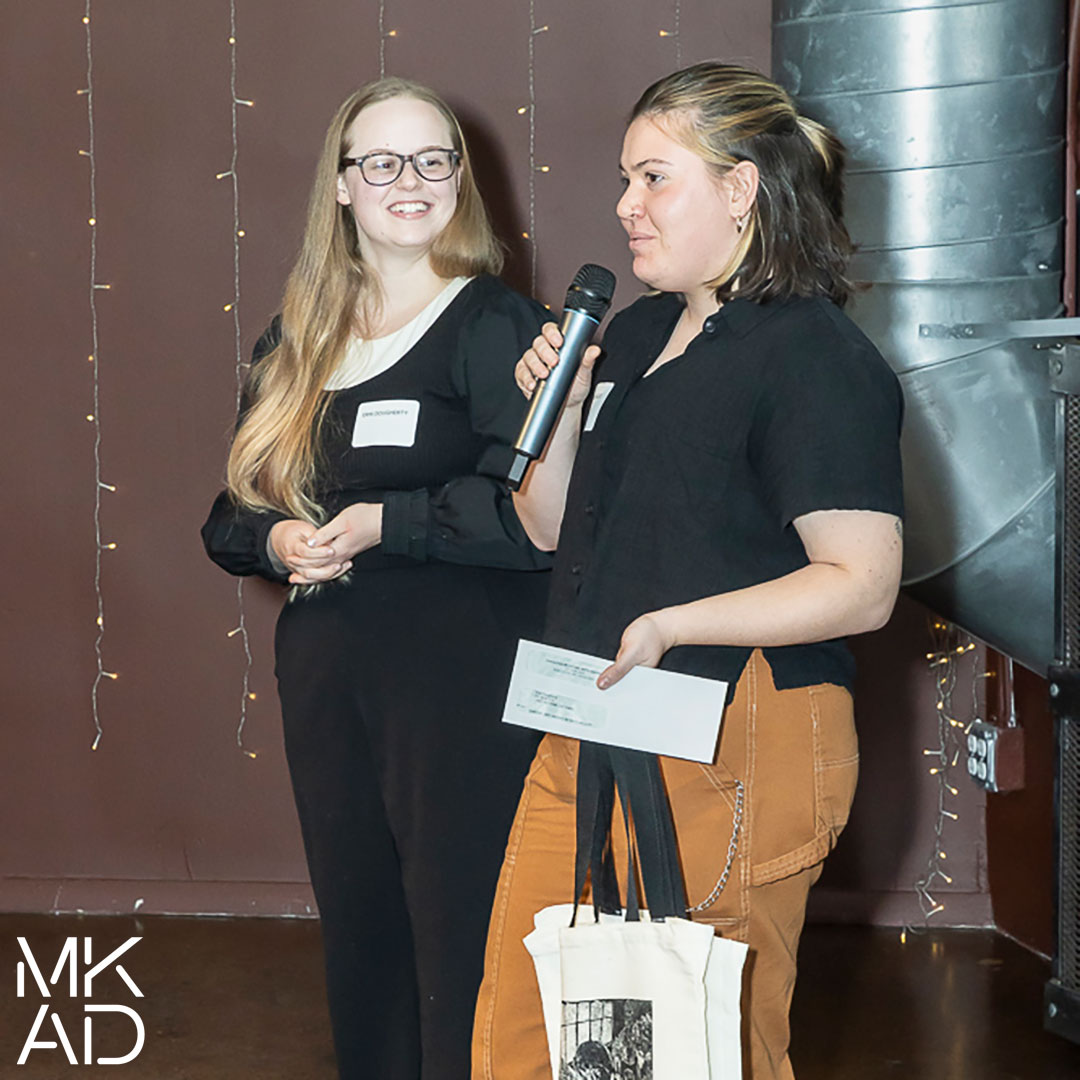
{"left": 274, "top": 563, "right": 546, "bottom": 1080}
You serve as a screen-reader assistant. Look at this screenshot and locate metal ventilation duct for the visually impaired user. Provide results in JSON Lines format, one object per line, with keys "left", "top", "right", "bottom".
{"left": 773, "top": 0, "right": 1067, "bottom": 673}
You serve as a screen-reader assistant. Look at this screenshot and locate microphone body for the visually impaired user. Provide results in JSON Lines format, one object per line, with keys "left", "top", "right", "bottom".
{"left": 507, "top": 264, "right": 616, "bottom": 490}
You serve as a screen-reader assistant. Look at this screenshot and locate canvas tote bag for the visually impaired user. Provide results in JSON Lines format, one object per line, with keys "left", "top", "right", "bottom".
{"left": 523, "top": 744, "right": 747, "bottom": 1080}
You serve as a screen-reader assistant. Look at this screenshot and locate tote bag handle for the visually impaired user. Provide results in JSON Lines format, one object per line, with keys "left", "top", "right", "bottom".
{"left": 573, "top": 742, "right": 688, "bottom": 923}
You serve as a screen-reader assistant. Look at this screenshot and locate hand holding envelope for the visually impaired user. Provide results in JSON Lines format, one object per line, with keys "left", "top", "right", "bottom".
{"left": 502, "top": 640, "right": 727, "bottom": 763}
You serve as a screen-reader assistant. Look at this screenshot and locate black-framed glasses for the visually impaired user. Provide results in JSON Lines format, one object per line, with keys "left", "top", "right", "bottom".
{"left": 338, "top": 148, "right": 460, "bottom": 186}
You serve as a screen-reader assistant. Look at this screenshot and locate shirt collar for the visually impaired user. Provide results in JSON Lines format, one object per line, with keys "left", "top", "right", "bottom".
{"left": 707, "top": 296, "right": 785, "bottom": 339}
{"left": 645, "top": 291, "right": 785, "bottom": 341}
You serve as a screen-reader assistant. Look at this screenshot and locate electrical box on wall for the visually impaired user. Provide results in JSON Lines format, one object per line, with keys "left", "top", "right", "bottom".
{"left": 967, "top": 720, "right": 1025, "bottom": 793}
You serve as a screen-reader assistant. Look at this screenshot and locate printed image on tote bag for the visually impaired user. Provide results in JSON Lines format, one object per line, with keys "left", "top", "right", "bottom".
{"left": 560, "top": 998, "right": 652, "bottom": 1080}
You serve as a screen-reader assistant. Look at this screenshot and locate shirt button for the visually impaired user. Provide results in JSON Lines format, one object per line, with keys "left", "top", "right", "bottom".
{"left": 703, "top": 318, "right": 717, "bottom": 334}
{"left": 570, "top": 563, "right": 583, "bottom": 575}
{"left": 584, "top": 504, "right": 595, "bottom": 516}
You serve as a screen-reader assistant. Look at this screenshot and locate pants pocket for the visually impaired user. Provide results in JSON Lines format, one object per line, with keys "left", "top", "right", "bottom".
{"left": 661, "top": 758, "right": 749, "bottom": 936}
{"left": 810, "top": 682, "right": 859, "bottom": 837}
{"left": 749, "top": 677, "right": 857, "bottom": 887}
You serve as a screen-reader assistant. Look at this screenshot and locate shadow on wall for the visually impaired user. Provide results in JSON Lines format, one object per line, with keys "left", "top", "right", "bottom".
{"left": 457, "top": 108, "right": 531, "bottom": 296}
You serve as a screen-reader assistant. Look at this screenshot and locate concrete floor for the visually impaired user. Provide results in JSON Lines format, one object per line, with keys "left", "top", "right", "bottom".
{"left": 1, "top": 914, "right": 1078, "bottom": 1078}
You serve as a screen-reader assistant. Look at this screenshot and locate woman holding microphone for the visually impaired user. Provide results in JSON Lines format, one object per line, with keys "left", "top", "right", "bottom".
{"left": 473, "top": 62, "right": 904, "bottom": 1080}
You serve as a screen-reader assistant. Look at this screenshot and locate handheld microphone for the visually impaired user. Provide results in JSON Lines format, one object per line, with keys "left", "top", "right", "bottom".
{"left": 506, "top": 263, "right": 616, "bottom": 490}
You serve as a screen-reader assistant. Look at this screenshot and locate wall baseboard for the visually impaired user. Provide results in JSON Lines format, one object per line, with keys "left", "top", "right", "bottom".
{"left": 0, "top": 877, "right": 318, "bottom": 918}
{"left": 2, "top": 878, "right": 995, "bottom": 928}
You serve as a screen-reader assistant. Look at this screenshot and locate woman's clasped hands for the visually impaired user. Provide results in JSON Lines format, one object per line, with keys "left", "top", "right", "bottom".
{"left": 269, "top": 503, "right": 383, "bottom": 585}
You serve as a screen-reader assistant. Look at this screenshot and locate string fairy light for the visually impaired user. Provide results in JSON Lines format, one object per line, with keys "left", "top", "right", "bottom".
{"left": 522, "top": 3, "right": 550, "bottom": 292}
{"left": 79, "top": 0, "right": 119, "bottom": 751}
{"left": 378, "top": 2, "right": 399, "bottom": 79}
{"left": 659, "top": 1, "right": 683, "bottom": 67}
{"left": 903, "top": 619, "right": 981, "bottom": 937}
{"left": 216, "top": 0, "right": 257, "bottom": 759}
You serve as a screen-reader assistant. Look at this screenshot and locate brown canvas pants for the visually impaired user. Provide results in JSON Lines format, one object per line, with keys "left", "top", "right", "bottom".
{"left": 472, "top": 650, "right": 858, "bottom": 1080}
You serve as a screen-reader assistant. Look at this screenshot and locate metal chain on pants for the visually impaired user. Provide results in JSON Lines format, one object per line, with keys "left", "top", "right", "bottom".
{"left": 686, "top": 779, "right": 745, "bottom": 914}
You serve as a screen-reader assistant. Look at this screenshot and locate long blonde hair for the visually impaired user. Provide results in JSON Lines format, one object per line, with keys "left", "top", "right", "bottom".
{"left": 631, "top": 63, "right": 854, "bottom": 307}
{"left": 226, "top": 78, "right": 503, "bottom": 520}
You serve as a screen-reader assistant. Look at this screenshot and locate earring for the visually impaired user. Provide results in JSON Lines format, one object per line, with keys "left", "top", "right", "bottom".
{"left": 736, "top": 211, "right": 749, "bottom": 234}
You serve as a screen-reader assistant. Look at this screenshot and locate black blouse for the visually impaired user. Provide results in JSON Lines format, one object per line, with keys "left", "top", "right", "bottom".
{"left": 202, "top": 275, "right": 552, "bottom": 581}
{"left": 546, "top": 291, "right": 905, "bottom": 694}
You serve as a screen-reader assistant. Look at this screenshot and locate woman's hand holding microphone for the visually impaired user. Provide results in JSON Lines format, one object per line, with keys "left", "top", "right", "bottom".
{"left": 515, "top": 322, "right": 600, "bottom": 406}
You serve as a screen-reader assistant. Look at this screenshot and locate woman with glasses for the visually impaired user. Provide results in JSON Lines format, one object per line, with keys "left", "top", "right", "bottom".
{"left": 473, "top": 63, "right": 904, "bottom": 1080}
{"left": 202, "top": 78, "right": 550, "bottom": 1079}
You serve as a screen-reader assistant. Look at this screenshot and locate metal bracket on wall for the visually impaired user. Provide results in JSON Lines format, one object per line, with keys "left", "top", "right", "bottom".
{"left": 1049, "top": 345, "right": 1080, "bottom": 397}
{"left": 918, "top": 317, "right": 1080, "bottom": 342}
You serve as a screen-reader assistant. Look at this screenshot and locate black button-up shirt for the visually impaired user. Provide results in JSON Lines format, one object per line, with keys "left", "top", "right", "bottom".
{"left": 545, "top": 291, "right": 904, "bottom": 695}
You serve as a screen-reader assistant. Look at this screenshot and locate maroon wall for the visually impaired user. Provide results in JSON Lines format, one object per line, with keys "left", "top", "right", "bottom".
{"left": 2, "top": 1, "right": 991, "bottom": 925}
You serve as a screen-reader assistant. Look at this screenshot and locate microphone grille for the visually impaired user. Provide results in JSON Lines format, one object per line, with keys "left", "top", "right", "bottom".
{"left": 564, "top": 264, "right": 616, "bottom": 320}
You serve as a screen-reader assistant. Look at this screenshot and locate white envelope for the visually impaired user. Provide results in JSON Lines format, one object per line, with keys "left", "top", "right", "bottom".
{"left": 502, "top": 640, "right": 727, "bottom": 763}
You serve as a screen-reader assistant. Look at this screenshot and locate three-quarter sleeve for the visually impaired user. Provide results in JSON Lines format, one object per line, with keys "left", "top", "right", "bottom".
{"left": 379, "top": 285, "right": 553, "bottom": 570}
{"left": 751, "top": 307, "right": 905, "bottom": 528}
{"left": 201, "top": 317, "right": 292, "bottom": 583}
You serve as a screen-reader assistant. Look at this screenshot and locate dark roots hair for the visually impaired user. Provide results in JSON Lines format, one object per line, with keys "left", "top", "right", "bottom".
{"left": 631, "top": 61, "right": 856, "bottom": 308}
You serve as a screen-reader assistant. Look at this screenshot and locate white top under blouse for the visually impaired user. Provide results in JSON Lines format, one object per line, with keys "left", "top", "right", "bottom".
{"left": 324, "top": 276, "right": 473, "bottom": 391}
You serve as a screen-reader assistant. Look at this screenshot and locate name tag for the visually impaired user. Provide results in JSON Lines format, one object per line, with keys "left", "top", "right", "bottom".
{"left": 583, "top": 382, "right": 615, "bottom": 433}
{"left": 352, "top": 399, "right": 420, "bottom": 448}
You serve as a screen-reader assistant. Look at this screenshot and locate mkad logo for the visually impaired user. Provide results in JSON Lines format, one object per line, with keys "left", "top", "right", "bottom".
{"left": 15, "top": 936, "right": 144, "bottom": 1066}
